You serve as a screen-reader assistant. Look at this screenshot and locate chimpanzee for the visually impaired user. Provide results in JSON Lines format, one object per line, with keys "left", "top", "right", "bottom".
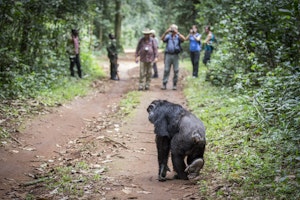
{"left": 147, "top": 100, "right": 206, "bottom": 181}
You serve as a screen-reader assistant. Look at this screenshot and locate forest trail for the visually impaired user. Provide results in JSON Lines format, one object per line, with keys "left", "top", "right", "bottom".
{"left": 0, "top": 51, "right": 203, "bottom": 199}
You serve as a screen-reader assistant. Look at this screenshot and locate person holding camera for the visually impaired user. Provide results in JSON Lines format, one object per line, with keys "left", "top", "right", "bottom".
{"left": 185, "top": 25, "right": 202, "bottom": 78}
{"left": 135, "top": 28, "right": 158, "bottom": 91}
{"left": 160, "top": 24, "right": 185, "bottom": 90}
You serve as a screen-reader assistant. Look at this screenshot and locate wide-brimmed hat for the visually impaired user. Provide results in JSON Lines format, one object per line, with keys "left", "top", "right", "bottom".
{"left": 170, "top": 24, "right": 178, "bottom": 30}
{"left": 150, "top": 29, "right": 155, "bottom": 34}
{"left": 142, "top": 28, "right": 152, "bottom": 34}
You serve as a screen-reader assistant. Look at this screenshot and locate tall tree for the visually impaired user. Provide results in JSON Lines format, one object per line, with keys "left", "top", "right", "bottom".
{"left": 115, "top": 0, "right": 122, "bottom": 49}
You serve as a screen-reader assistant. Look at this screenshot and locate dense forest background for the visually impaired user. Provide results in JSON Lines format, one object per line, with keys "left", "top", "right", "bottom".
{"left": 0, "top": 0, "right": 299, "bottom": 198}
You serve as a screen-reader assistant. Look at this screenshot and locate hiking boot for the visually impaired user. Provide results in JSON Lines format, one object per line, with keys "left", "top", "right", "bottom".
{"left": 172, "top": 85, "right": 177, "bottom": 90}
{"left": 152, "top": 74, "right": 158, "bottom": 78}
{"left": 145, "top": 86, "right": 150, "bottom": 90}
{"left": 161, "top": 84, "right": 166, "bottom": 90}
{"left": 138, "top": 86, "right": 143, "bottom": 91}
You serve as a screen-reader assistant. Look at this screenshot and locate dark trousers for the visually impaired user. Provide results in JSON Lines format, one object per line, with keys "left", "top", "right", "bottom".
{"left": 203, "top": 50, "right": 212, "bottom": 65}
{"left": 152, "top": 62, "right": 158, "bottom": 76}
{"left": 190, "top": 51, "right": 200, "bottom": 77}
{"left": 110, "top": 58, "right": 118, "bottom": 79}
{"left": 70, "top": 54, "right": 82, "bottom": 78}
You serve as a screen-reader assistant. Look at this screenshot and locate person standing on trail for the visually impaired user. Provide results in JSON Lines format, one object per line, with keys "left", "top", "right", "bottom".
{"left": 67, "top": 29, "right": 82, "bottom": 78}
{"left": 203, "top": 26, "right": 215, "bottom": 65}
{"left": 185, "top": 25, "right": 202, "bottom": 78}
{"left": 135, "top": 28, "right": 158, "bottom": 91}
{"left": 150, "top": 29, "right": 159, "bottom": 78}
{"left": 161, "top": 24, "right": 185, "bottom": 90}
{"left": 107, "top": 33, "right": 119, "bottom": 80}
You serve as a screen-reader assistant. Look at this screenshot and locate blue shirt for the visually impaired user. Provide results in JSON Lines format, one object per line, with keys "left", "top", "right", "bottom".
{"left": 163, "top": 34, "right": 182, "bottom": 54}
{"left": 189, "top": 33, "right": 201, "bottom": 52}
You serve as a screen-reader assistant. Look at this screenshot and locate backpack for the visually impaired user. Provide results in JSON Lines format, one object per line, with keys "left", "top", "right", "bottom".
{"left": 210, "top": 33, "right": 218, "bottom": 50}
{"left": 196, "top": 33, "right": 201, "bottom": 46}
{"left": 174, "top": 36, "right": 183, "bottom": 53}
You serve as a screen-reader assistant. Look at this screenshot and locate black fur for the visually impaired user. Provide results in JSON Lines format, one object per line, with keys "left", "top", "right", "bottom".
{"left": 147, "top": 100, "right": 206, "bottom": 181}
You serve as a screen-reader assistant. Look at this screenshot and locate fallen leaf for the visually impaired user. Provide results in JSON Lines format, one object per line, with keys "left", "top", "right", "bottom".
{"left": 10, "top": 150, "right": 19, "bottom": 153}
{"left": 102, "top": 160, "right": 113, "bottom": 163}
{"left": 22, "top": 147, "right": 36, "bottom": 151}
{"left": 137, "top": 190, "right": 151, "bottom": 194}
{"left": 122, "top": 187, "right": 132, "bottom": 194}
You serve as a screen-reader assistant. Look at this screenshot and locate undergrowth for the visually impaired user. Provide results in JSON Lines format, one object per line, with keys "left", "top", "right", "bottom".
{"left": 183, "top": 60, "right": 299, "bottom": 199}
{"left": 0, "top": 52, "right": 105, "bottom": 140}
{"left": 36, "top": 52, "right": 105, "bottom": 106}
{"left": 118, "top": 91, "right": 141, "bottom": 118}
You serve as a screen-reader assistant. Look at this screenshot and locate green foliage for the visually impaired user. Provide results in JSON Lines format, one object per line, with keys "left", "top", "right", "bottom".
{"left": 121, "top": 0, "right": 164, "bottom": 48}
{"left": 0, "top": 51, "right": 104, "bottom": 103}
{"left": 0, "top": 0, "right": 102, "bottom": 100}
{"left": 254, "top": 68, "right": 300, "bottom": 133}
{"left": 201, "top": 0, "right": 299, "bottom": 87}
{"left": 37, "top": 52, "right": 104, "bottom": 106}
{"left": 198, "top": 0, "right": 300, "bottom": 175}
{"left": 183, "top": 63, "right": 299, "bottom": 199}
{"left": 46, "top": 162, "right": 90, "bottom": 196}
{"left": 119, "top": 91, "right": 141, "bottom": 117}
{"left": 0, "top": 0, "right": 299, "bottom": 197}
{"left": 0, "top": 52, "right": 104, "bottom": 140}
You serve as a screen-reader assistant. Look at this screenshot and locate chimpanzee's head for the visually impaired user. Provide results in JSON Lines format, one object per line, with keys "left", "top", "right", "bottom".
{"left": 147, "top": 100, "right": 162, "bottom": 123}
{"left": 147, "top": 100, "right": 182, "bottom": 124}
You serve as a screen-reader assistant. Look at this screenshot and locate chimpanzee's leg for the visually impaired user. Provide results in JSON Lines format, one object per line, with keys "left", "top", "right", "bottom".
{"left": 185, "top": 158, "right": 204, "bottom": 179}
{"left": 155, "top": 135, "right": 170, "bottom": 181}
{"left": 186, "top": 144, "right": 205, "bottom": 165}
{"left": 171, "top": 152, "right": 188, "bottom": 180}
{"left": 185, "top": 145, "right": 205, "bottom": 179}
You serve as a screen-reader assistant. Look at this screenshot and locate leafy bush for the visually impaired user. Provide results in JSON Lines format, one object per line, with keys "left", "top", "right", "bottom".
{"left": 183, "top": 64, "right": 299, "bottom": 199}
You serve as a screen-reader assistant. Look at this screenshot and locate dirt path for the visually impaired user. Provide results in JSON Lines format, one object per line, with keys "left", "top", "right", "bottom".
{"left": 0, "top": 51, "right": 202, "bottom": 199}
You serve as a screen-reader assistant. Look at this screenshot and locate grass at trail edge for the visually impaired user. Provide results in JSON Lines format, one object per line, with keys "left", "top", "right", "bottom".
{"left": 182, "top": 60, "right": 299, "bottom": 199}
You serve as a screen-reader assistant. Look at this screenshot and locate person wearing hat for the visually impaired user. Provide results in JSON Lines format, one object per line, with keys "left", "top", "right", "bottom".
{"left": 160, "top": 24, "right": 185, "bottom": 90}
{"left": 150, "top": 29, "right": 159, "bottom": 78}
{"left": 135, "top": 28, "right": 158, "bottom": 91}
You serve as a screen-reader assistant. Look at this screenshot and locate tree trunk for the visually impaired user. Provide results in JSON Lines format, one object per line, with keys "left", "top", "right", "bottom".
{"left": 20, "top": 17, "right": 30, "bottom": 55}
{"left": 115, "top": 0, "right": 122, "bottom": 51}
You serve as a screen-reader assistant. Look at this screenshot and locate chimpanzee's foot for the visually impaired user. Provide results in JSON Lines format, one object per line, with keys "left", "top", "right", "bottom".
{"left": 185, "top": 158, "right": 204, "bottom": 179}
{"left": 158, "top": 164, "right": 170, "bottom": 181}
{"left": 173, "top": 172, "right": 188, "bottom": 180}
